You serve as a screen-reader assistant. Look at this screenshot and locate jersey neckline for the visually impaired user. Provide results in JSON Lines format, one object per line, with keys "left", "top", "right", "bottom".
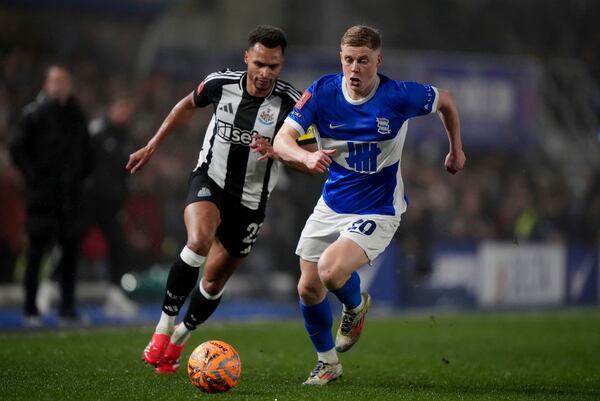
{"left": 341, "top": 74, "right": 380, "bottom": 105}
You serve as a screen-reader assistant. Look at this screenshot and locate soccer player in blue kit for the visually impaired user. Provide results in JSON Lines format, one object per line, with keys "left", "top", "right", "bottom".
{"left": 265, "top": 25, "right": 465, "bottom": 385}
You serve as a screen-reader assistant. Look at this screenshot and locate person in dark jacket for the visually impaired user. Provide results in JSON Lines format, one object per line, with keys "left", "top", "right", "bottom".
{"left": 10, "top": 65, "right": 92, "bottom": 325}
{"left": 82, "top": 94, "right": 138, "bottom": 317}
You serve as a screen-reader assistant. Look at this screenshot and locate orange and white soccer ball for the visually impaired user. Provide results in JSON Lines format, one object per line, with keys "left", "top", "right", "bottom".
{"left": 187, "top": 340, "right": 242, "bottom": 393}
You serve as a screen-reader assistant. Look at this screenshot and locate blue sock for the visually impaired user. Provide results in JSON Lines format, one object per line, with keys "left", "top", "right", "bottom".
{"left": 331, "top": 271, "right": 361, "bottom": 310}
{"left": 300, "top": 297, "right": 334, "bottom": 352}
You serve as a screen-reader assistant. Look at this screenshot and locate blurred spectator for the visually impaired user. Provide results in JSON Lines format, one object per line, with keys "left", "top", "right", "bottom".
{"left": 122, "top": 171, "right": 165, "bottom": 270}
{"left": 575, "top": 172, "right": 600, "bottom": 244}
{"left": 0, "top": 149, "right": 26, "bottom": 283}
{"left": 9, "top": 65, "right": 92, "bottom": 325}
{"left": 81, "top": 94, "right": 138, "bottom": 317}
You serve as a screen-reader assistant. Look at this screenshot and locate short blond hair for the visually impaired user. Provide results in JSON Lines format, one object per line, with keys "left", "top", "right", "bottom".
{"left": 340, "top": 25, "right": 382, "bottom": 50}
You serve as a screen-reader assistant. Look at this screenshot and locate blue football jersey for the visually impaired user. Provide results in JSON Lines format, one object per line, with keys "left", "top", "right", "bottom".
{"left": 285, "top": 73, "right": 438, "bottom": 216}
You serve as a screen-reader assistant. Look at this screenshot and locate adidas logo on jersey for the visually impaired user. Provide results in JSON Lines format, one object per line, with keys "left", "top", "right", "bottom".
{"left": 219, "top": 103, "right": 234, "bottom": 114}
{"left": 197, "top": 187, "right": 212, "bottom": 198}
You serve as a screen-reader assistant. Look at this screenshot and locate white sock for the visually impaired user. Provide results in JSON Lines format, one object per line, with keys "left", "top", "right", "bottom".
{"left": 171, "top": 323, "right": 192, "bottom": 346}
{"left": 199, "top": 279, "right": 225, "bottom": 300}
{"left": 317, "top": 348, "right": 339, "bottom": 364}
{"left": 155, "top": 312, "right": 176, "bottom": 335}
{"left": 180, "top": 246, "right": 206, "bottom": 268}
{"left": 345, "top": 298, "right": 364, "bottom": 313}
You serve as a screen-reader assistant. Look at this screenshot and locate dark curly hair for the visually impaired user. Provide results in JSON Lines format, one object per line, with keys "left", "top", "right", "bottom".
{"left": 248, "top": 25, "right": 288, "bottom": 54}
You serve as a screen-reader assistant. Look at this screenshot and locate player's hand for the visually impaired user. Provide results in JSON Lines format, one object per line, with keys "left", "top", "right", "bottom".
{"left": 127, "top": 144, "right": 155, "bottom": 174}
{"left": 444, "top": 148, "right": 466, "bottom": 175}
{"left": 302, "top": 149, "right": 336, "bottom": 174}
{"left": 250, "top": 134, "right": 278, "bottom": 161}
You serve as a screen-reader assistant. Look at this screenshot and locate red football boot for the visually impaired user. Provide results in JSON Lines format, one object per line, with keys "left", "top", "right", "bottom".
{"left": 155, "top": 341, "right": 186, "bottom": 374}
{"left": 142, "top": 332, "right": 170, "bottom": 366}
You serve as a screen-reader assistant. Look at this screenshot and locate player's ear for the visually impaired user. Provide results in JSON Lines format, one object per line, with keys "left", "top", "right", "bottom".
{"left": 377, "top": 52, "right": 383, "bottom": 66}
{"left": 244, "top": 50, "right": 249, "bottom": 65}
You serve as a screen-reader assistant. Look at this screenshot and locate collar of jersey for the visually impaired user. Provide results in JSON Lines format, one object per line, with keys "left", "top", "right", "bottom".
{"left": 239, "top": 73, "right": 276, "bottom": 99}
{"left": 341, "top": 74, "right": 380, "bottom": 105}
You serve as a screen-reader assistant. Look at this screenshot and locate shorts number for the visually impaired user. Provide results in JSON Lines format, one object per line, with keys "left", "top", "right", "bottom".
{"left": 242, "top": 222, "right": 263, "bottom": 244}
{"left": 347, "top": 219, "right": 376, "bottom": 236}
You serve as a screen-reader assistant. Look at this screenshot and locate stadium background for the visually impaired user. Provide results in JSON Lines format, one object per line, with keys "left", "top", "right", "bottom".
{"left": 0, "top": 0, "right": 599, "bottom": 324}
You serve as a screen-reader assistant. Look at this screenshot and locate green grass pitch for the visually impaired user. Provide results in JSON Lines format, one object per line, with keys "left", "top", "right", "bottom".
{"left": 1, "top": 309, "right": 599, "bottom": 400}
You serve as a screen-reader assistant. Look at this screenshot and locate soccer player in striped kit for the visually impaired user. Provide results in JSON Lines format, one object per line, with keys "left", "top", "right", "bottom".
{"left": 127, "top": 25, "right": 301, "bottom": 374}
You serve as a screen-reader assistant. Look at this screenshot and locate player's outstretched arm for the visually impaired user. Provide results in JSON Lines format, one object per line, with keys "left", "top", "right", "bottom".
{"left": 273, "top": 123, "right": 335, "bottom": 175}
{"left": 437, "top": 89, "right": 466, "bottom": 175}
{"left": 126, "top": 92, "right": 196, "bottom": 174}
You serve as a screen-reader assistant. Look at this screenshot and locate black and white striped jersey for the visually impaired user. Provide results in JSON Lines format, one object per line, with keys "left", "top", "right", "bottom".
{"left": 193, "top": 70, "right": 301, "bottom": 211}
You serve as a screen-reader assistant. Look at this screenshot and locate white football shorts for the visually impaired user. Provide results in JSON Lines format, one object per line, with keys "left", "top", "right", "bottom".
{"left": 295, "top": 197, "right": 401, "bottom": 263}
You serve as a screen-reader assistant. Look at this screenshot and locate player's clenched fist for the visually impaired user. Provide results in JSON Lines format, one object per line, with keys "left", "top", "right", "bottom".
{"left": 444, "top": 148, "right": 466, "bottom": 175}
{"left": 301, "top": 149, "right": 336, "bottom": 174}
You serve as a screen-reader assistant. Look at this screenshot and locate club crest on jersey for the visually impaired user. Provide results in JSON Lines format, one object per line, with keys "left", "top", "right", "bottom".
{"left": 258, "top": 108, "right": 275, "bottom": 125}
{"left": 376, "top": 117, "right": 391, "bottom": 134}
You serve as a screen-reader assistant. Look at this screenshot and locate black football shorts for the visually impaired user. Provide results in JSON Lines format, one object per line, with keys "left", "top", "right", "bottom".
{"left": 185, "top": 170, "right": 265, "bottom": 258}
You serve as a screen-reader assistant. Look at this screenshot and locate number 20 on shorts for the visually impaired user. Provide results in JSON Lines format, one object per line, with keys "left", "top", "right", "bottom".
{"left": 347, "top": 219, "right": 377, "bottom": 236}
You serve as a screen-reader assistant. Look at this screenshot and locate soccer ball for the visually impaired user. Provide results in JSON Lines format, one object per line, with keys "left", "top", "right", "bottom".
{"left": 187, "top": 340, "right": 242, "bottom": 393}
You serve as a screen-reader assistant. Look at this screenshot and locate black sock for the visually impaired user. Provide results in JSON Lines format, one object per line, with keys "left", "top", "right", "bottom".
{"left": 182, "top": 286, "right": 222, "bottom": 330}
{"left": 161, "top": 257, "right": 200, "bottom": 316}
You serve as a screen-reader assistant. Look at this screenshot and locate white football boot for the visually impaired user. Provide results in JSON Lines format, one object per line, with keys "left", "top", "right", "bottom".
{"left": 335, "top": 292, "right": 371, "bottom": 353}
{"left": 302, "top": 361, "right": 343, "bottom": 385}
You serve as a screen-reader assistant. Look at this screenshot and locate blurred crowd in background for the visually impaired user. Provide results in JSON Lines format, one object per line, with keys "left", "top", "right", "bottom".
{"left": 0, "top": 0, "right": 599, "bottom": 299}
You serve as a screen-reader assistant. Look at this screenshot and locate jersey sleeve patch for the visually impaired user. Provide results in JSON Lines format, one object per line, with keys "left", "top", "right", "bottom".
{"left": 196, "top": 81, "right": 205, "bottom": 95}
{"left": 193, "top": 80, "right": 211, "bottom": 107}
{"left": 286, "top": 82, "right": 318, "bottom": 135}
{"left": 294, "top": 90, "right": 312, "bottom": 110}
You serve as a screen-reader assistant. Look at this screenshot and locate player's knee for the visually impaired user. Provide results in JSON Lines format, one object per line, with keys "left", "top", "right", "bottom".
{"left": 186, "top": 232, "right": 214, "bottom": 256}
{"left": 201, "top": 278, "right": 225, "bottom": 298}
{"left": 317, "top": 258, "right": 344, "bottom": 290}
{"left": 297, "top": 280, "right": 324, "bottom": 305}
